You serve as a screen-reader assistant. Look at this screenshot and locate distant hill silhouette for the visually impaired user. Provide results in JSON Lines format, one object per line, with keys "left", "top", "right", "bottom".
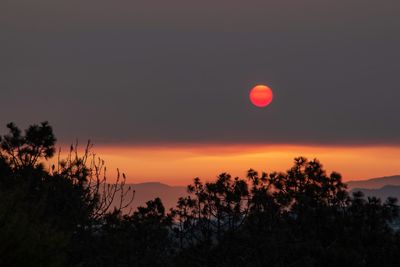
{"left": 347, "top": 175, "right": 400, "bottom": 201}
{"left": 118, "top": 182, "right": 187, "bottom": 211}
{"left": 119, "top": 176, "right": 400, "bottom": 211}
{"left": 108, "top": 176, "right": 400, "bottom": 212}
{"left": 347, "top": 175, "right": 400, "bottom": 189}
{"left": 351, "top": 185, "right": 400, "bottom": 200}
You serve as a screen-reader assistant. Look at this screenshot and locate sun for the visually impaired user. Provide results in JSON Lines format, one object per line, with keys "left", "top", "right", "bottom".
{"left": 249, "top": 84, "right": 273, "bottom": 108}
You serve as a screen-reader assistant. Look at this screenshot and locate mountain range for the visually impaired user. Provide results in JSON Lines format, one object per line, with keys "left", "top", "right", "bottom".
{"left": 127, "top": 182, "right": 187, "bottom": 211}
{"left": 347, "top": 175, "right": 400, "bottom": 190}
{"left": 115, "top": 175, "right": 400, "bottom": 212}
{"left": 347, "top": 175, "right": 400, "bottom": 201}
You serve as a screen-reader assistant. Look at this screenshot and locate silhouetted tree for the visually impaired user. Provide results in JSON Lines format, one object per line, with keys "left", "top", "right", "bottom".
{"left": 171, "top": 157, "right": 400, "bottom": 267}
{"left": 1, "top": 122, "right": 400, "bottom": 267}
{"left": 171, "top": 173, "right": 250, "bottom": 250}
{"left": 0, "top": 122, "right": 134, "bottom": 266}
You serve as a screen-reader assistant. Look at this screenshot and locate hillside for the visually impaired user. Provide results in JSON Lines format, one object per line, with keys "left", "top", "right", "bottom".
{"left": 347, "top": 175, "right": 400, "bottom": 190}
{"left": 112, "top": 176, "right": 400, "bottom": 212}
{"left": 113, "top": 182, "right": 187, "bottom": 211}
{"left": 347, "top": 175, "right": 400, "bottom": 201}
{"left": 351, "top": 185, "right": 400, "bottom": 201}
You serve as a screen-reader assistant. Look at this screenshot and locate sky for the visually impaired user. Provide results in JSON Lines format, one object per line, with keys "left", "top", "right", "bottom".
{"left": 1, "top": 1, "right": 400, "bottom": 184}
{"left": 84, "top": 144, "right": 400, "bottom": 185}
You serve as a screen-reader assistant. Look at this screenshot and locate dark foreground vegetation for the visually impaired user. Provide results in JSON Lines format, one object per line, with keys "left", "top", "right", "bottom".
{"left": 1, "top": 122, "right": 400, "bottom": 267}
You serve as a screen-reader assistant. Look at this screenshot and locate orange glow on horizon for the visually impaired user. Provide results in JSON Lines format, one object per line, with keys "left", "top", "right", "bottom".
{"left": 54, "top": 144, "right": 400, "bottom": 186}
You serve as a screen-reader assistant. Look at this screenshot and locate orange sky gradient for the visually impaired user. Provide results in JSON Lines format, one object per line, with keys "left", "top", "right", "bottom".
{"left": 55, "top": 144, "right": 400, "bottom": 186}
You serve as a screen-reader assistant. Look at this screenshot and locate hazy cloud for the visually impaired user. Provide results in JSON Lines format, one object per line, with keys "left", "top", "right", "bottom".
{"left": 1, "top": 0, "right": 400, "bottom": 145}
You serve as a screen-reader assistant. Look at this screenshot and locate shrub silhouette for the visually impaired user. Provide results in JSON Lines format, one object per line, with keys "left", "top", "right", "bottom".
{"left": 0, "top": 122, "right": 134, "bottom": 266}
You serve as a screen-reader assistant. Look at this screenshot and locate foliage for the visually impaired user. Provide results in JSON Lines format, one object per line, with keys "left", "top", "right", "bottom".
{"left": 0, "top": 122, "right": 134, "bottom": 266}
{"left": 0, "top": 122, "right": 399, "bottom": 267}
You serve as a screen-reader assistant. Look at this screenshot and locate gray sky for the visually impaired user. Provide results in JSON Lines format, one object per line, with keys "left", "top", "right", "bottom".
{"left": 1, "top": 0, "right": 400, "bottom": 145}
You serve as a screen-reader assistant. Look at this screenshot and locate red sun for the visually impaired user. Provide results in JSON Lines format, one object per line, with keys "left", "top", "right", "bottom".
{"left": 249, "top": 85, "right": 273, "bottom": 108}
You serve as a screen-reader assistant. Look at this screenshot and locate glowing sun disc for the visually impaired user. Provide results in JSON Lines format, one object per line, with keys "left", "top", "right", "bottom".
{"left": 249, "top": 85, "right": 273, "bottom": 107}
